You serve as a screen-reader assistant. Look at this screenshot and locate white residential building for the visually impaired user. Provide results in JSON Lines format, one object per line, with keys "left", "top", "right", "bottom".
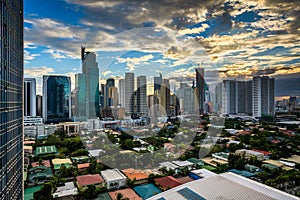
{"left": 101, "top": 169, "right": 127, "bottom": 190}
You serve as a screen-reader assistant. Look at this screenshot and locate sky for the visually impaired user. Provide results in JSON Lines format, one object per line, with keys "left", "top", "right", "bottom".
{"left": 24, "top": 0, "right": 300, "bottom": 96}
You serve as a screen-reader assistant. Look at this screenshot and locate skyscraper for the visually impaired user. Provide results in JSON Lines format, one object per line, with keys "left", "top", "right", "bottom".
{"left": 253, "top": 76, "right": 275, "bottom": 118}
{"left": 106, "top": 78, "right": 115, "bottom": 107}
{"left": 36, "top": 95, "right": 43, "bottom": 117}
{"left": 195, "top": 67, "right": 205, "bottom": 114}
{"left": 154, "top": 73, "right": 162, "bottom": 91}
{"left": 125, "top": 72, "right": 135, "bottom": 116}
{"left": 75, "top": 47, "right": 100, "bottom": 119}
{"left": 43, "top": 75, "right": 71, "bottom": 123}
{"left": 0, "top": 0, "right": 23, "bottom": 199}
{"left": 118, "top": 79, "right": 125, "bottom": 107}
{"left": 222, "top": 79, "right": 253, "bottom": 115}
{"left": 137, "top": 76, "right": 147, "bottom": 117}
{"left": 24, "top": 78, "right": 36, "bottom": 116}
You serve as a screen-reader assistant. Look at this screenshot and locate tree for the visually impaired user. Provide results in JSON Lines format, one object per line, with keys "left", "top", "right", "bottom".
{"left": 33, "top": 182, "right": 53, "bottom": 200}
{"left": 83, "top": 185, "right": 97, "bottom": 199}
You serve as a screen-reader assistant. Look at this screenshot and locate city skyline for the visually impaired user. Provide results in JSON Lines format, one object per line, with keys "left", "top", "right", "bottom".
{"left": 23, "top": 0, "right": 300, "bottom": 97}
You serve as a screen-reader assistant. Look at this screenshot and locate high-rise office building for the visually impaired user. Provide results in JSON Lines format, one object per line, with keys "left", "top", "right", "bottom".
{"left": 195, "top": 67, "right": 205, "bottom": 114}
{"left": 36, "top": 95, "right": 43, "bottom": 117}
{"left": 75, "top": 47, "right": 100, "bottom": 119}
{"left": 108, "top": 86, "right": 119, "bottom": 108}
{"left": 24, "top": 78, "right": 36, "bottom": 116}
{"left": 214, "top": 82, "right": 223, "bottom": 113}
{"left": 125, "top": 72, "right": 135, "bottom": 116}
{"left": 154, "top": 73, "right": 162, "bottom": 91}
{"left": 43, "top": 75, "right": 71, "bottom": 123}
{"left": 118, "top": 79, "right": 125, "bottom": 107}
{"left": 163, "top": 79, "right": 171, "bottom": 116}
{"left": 148, "top": 94, "right": 159, "bottom": 121}
{"left": 106, "top": 78, "right": 115, "bottom": 107}
{"left": 253, "top": 76, "right": 275, "bottom": 117}
{"left": 222, "top": 79, "right": 253, "bottom": 115}
{"left": 0, "top": 0, "right": 23, "bottom": 199}
{"left": 99, "top": 83, "right": 105, "bottom": 108}
{"left": 177, "top": 83, "right": 194, "bottom": 114}
{"left": 137, "top": 76, "right": 147, "bottom": 116}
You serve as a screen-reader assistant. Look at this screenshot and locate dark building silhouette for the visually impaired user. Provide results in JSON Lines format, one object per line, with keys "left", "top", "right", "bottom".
{"left": 0, "top": 0, "right": 24, "bottom": 199}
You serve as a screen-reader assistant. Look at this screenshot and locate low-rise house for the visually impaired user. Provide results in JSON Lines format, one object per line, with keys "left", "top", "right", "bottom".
{"left": 212, "top": 152, "right": 229, "bottom": 161}
{"left": 251, "top": 149, "right": 272, "bottom": 159}
{"left": 172, "top": 160, "right": 194, "bottom": 170}
{"left": 24, "top": 145, "right": 33, "bottom": 155}
{"left": 159, "top": 161, "right": 179, "bottom": 171}
{"left": 122, "top": 168, "right": 149, "bottom": 185}
{"left": 154, "top": 176, "right": 182, "bottom": 190}
{"left": 187, "top": 158, "right": 204, "bottom": 167}
{"left": 77, "top": 163, "right": 90, "bottom": 172}
{"left": 101, "top": 169, "right": 127, "bottom": 190}
{"left": 164, "top": 143, "right": 176, "bottom": 153}
{"left": 52, "top": 182, "right": 78, "bottom": 199}
{"left": 108, "top": 188, "right": 142, "bottom": 200}
{"left": 76, "top": 174, "right": 105, "bottom": 190}
{"left": 52, "top": 158, "right": 72, "bottom": 171}
{"left": 235, "top": 149, "right": 264, "bottom": 161}
{"left": 28, "top": 166, "right": 53, "bottom": 185}
{"left": 31, "top": 160, "right": 51, "bottom": 168}
{"left": 189, "top": 169, "right": 217, "bottom": 180}
{"left": 35, "top": 145, "right": 57, "bottom": 157}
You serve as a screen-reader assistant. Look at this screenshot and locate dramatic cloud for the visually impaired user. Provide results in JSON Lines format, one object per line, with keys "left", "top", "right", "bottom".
{"left": 117, "top": 54, "right": 154, "bottom": 71}
{"left": 24, "top": 66, "right": 55, "bottom": 77}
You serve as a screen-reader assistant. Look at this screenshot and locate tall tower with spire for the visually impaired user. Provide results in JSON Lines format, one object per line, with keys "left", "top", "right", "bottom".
{"left": 75, "top": 47, "right": 100, "bottom": 120}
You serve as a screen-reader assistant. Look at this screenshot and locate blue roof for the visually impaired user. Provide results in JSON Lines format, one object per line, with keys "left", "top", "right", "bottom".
{"left": 228, "top": 169, "right": 255, "bottom": 177}
{"left": 134, "top": 184, "right": 161, "bottom": 199}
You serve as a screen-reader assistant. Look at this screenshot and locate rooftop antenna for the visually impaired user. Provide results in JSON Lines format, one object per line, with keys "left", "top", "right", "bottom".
{"left": 81, "top": 46, "right": 85, "bottom": 61}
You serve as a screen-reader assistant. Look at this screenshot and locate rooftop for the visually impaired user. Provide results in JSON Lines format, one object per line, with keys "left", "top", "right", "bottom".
{"left": 101, "top": 169, "right": 126, "bottom": 182}
{"left": 77, "top": 163, "right": 90, "bottom": 169}
{"left": 154, "top": 176, "right": 182, "bottom": 190}
{"left": 76, "top": 174, "right": 104, "bottom": 187}
{"left": 52, "top": 158, "right": 72, "bottom": 165}
{"left": 35, "top": 145, "right": 57, "bottom": 156}
{"left": 187, "top": 158, "right": 204, "bottom": 165}
{"left": 190, "top": 169, "right": 217, "bottom": 179}
{"left": 31, "top": 160, "right": 51, "bottom": 168}
{"left": 122, "top": 168, "right": 149, "bottom": 181}
{"left": 172, "top": 160, "right": 193, "bottom": 167}
{"left": 108, "top": 188, "right": 142, "bottom": 200}
{"left": 281, "top": 155, "right": 300, "bottom": 164}
{"left": 159, "top": 161, "right": 179, "bottom": 170}
{"left": 52, "top": 182, "right": 78, "bottom": 198}
{"left": 149, "top": 172, "right": 299, "bottom": 200}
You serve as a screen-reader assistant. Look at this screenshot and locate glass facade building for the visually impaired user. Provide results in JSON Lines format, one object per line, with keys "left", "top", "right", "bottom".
{"left": 0, "top": 0, "right": 23, "bottom": 199}
{"left": 43, "top": 75, "right": 71, "bottom": 123}
{"left": 24, "top": 78, "right": 36, "bottom": 116}
{"left": 75, "top": 47, "right": 100, "bottom": 120}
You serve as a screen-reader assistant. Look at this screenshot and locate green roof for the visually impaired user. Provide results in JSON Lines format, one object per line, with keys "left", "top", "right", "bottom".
{"left": 187, "top": 158, "right": 204, "bottom": 165}
{"left": 201, "top": 165, "right": 217, "bottom": 171}
{"left": 24, "top": 186, "right": 42, "bottom": 200}
{"left": 262, "top": 163, "right": 279, "bottom": 170}
{"left": 35, "top": 145, "right": 57, "bottom": 156}
{"left": 28, "top": 166, "right": 53, "bottom": 183}
{"left": 53, "top": 163, "right": 71, "bottom": 170}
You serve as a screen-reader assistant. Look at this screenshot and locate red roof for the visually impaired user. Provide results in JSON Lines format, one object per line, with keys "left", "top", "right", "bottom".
{"left": 251, "top": 149, "right": 272, "bottom": 156}
{"left": 109, "top": 188, "right": 142, "bottom": 200}
{"left": 77, "top": 163, "right": 90, "bottom": 169}
{"left": 31, "top": 160, "right": 51, "bottom": 168}
{"left": 154, "top": 176, "right": 182, "bottom": 190}
{"left": 176, "top": 176, "right": 194, "bottom": 184}
{"left": 76, "top": 174, "right": 104, "bottom": 187}
{"left": 122, "top": 168, "right": 149, "bottom": 181}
